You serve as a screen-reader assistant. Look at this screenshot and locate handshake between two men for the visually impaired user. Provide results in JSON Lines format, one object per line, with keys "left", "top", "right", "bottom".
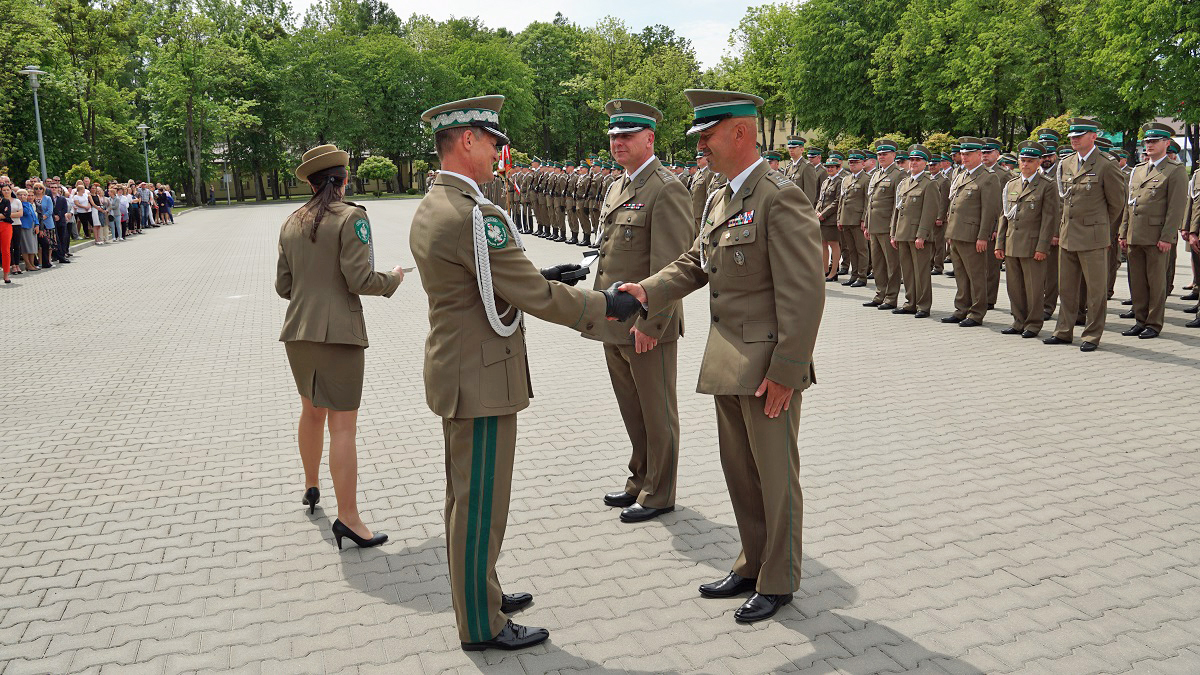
{"left": 539, "top": 262, "right": 645, "bottom": 322}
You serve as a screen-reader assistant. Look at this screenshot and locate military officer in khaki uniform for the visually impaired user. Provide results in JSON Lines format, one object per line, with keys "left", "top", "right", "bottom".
{"left": 1118, "top": 122, "right": 1188, "bottom": 339}
{"left": 980, "top": 138, "right": 1005, "bottom": 309}
{"left": 412, "top": 96, "right": 642, "bottom": 651}
{"left": 817, "top": 154, "right": 845, "bottom": 280}
{"left": 931, "top": 154, "right": 951, "bottom": 275}
{"left": 996, "top": 141, "right": 1058, "bottom": 337}
{"left": 863, "top": 139, "right": 904, "bottom": 310}
{"left": 1044, "top": 118, "right": 1126, "bottom": 351}
{"left": 563, "top": 160, "right": 579, "bottom": 244}
{"left": 837, "top": 149, "right": 870, "bottom": 287}
{"left": 889, "top": 144, "right": 942, "bottom": 317}
{"left": 690, "top": 152, "right": 715, "bottom": 231}
{"left": 1038, "top": 136, "right": 1064, "bottom": 320}
{"left": 943, "top": 137, "right": 1000, "bottom": 326}
{"left": 588, "top": 100, "right": 694, "bottom": 523}
{"left": 785, "top": 136, "right": 822, "bottom": 206}
{"left": 622, "top": 89, "right": 824, "bottom": 625}
{"left": 1186, "top": 170, "right": 1200, "bottom": 327}
{"left": 530, "top": 159, "right": 548, "bottom": 237}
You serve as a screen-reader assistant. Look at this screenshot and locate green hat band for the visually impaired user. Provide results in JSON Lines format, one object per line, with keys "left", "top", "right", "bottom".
{"left": 692, "top": 101, "right": 759, "bottom": 121}
{"left": 1068, "top": 123, "right": 1098, "bottom": 133}
{"left": 609, "top": 113, "right": 656, "bottom": 130}
{"left": 1018, "top": 147, "right": 1043, "bottom": 157}
{"left": 982, "top": 143, "right": 1001, "bottom": 150}
{"left": 1144, "top": 128, "right": 1172, "bottom": 139}
{"left": 875, "top": 144, "right": 897, "bottom": 153}
{"left": 430, "top": 108, "right": 500, "bottom": 133}
{"left": 807, "top": 148, "right": 823, "bottom": 156}
{"left": 960, "top": 142, "right": 983, "bottom": 151}
{"left": 908, "top": 149, "right": 930, "bottom": 161}
{"left": 847, "top": 152, "right": 865, "bottom": 160}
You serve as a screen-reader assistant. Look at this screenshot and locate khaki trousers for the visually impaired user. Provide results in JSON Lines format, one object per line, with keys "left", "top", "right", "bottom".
{"left": 931, "top": 226, "right": 947, "bottom": 273}
{"left": 1108, "top": 234, "right": 1122, "bottom": 299}
{"left": 1054, "top": 247, "right": 1108, "bottom": 344}
{"left": 950, "top": 239, "right": 989, "bottom": 321}
{"left": 841, "top": 226, "right": 869, "bottom": 281}
{"left": 1127, "top": 244, "right": 1169, "bottom": 332}
{"left": 605, "top": 341, "right": 679, "bottom": 508}
{"left": 1005, "top": 256, "right": 1047, "bottom": 333}
{"left": 986, "top": 240, "right": 1002, "bottom": 306}
{"left": 1166, "top": 240, "right": 1178, "bottom": 296}
{"left": 1043, "top": 245, "right": 1060, "bottom": 317}
{"left": 715, "top": 394, "right": 804, "bottom": 595}
{"left": 897, "top": 241, "right": 932, "bottom": 312}
{"left": 443, "top": 414, "right": 517, "bottom": 643}
{"left": 869, "top": 233, "right": 901, "bottom": 304}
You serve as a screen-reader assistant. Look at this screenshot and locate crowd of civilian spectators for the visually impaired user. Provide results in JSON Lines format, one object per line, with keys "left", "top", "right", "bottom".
{"left": 0, "top": 174, "right": 176, "bottom": 285}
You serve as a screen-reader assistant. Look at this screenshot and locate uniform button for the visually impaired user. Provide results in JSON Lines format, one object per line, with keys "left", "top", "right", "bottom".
{"left": 598, "top": 268, "right": 604, "bottom": 274}
{"left": 712, "top": 315, "right": 719, "bottom": 322}
{"left": 505, "top": 347, "right": 511, "bottom": 354}
{"left": 767, "top": 332, "right": 774, "bottom": 339}
{"left": 712, "top": 291, "right": 719, "bottom": 298}
{"left": 599, "top": 252, "right": 605, "bottom": 258}
{"left": 711, "top": 267, "right": 718, "bottom": 273}
{"left": 586, "top": 322, "right": 594, "bottom": 330}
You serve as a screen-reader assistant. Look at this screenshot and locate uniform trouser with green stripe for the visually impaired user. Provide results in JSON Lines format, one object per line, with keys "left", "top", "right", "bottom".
{"left": 714, "top": 394, "right": 804, "bottom": 595}
{"left": 604, "top": 341, "right": 679, "bottom": 509}
{"left": 443, "top": 414, "right": 517, "bottom": 643}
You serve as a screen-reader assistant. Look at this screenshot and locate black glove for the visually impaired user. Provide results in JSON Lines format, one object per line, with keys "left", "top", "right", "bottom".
{"left": 540, "top": 263, "right": 584, "bottom": 286}
{"left": 602, "top": 281, "right": 644, "bottom": 321}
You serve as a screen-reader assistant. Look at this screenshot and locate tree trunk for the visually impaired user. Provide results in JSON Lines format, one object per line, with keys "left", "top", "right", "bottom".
{"left": 252, "top": 157, "right": 266, "bottom": 201}
{"left": 271, "top": 169, "right": 281, "bottom": 200}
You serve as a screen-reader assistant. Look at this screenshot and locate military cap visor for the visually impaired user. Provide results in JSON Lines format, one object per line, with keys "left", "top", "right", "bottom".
{"left": 1067, "top": 118, "right": 1100, "bottom": 137}
{"left": 823, "top": 158, "right": 842, "bottom": 166}
{"left": 1142, "top": 122, "right": 1174, "bottom": 139}
{"left": 421, "top": 95, "right": 510, "bottom": 146}
{"left": 875, "top": 140, "right": 898, "bottom": 153}
{"left": 606, "top": 99, "right": 662, "bottom": 135}
{"left": 806, "top": 148, "right": 824, "bottom": 157}
{"left": 958, "top": 137, "right": 984, "bottom": 152}
{"left": 1017, "top": 141, "right": 1046, "bottom": 158}
{"left": 683, "top": 89, "right": 765, "bottom": 135}
{"left": 907, "top": 145, "right": 931, "bottom": 161}
{"left": 786, "top": 136, "right": 806, "bottom": 147}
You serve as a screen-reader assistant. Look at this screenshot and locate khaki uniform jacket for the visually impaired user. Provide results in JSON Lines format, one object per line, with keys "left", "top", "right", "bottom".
{"left": 946, "top": 166, "right": 1001, "bottom": 242}
{"left": 586, "top": 171, "right": 603, "bottom": 203}
{"left": 640, "top": 161, "right": 824, "bottom": 395}
{"left": 1188, "top": 173, "right": 1200, "bottom": 236}
{"left": 806, "top": 162, "right": 827, "bottom": 207}
{"left": 1056, "top": 150, "right": 1126, "bottom": 251}
{"left": 997, "top": 173, "right": 1058, "bottom": 257}
{"left": 587, "top": 157, "right": 693, "bottom": 345}
{"left": 816, "top": 170, "right": 843, "bottom": 223}
{"left": 276, "top": 201, "right": 401, "bottom": 347}
{"left": 935, "top": 171, "right": 951, "bottom": 223}
{"left": 890, "top": 172, "right": 942, "bottom": 242}
{"left": 866, "top": 163, "right": 905, "bottom": 234}
{"left": 565, "top": 173, "right": 579, "bottom": 209}
{"left": 410, "top": 174, "right": 608, "bottom": 419}
{"left": 837, "top": 170, "right": 869, "bottom": 228}
{"left": 1119, "top": 158, "right": 1188, "bottom": 245}
{"left": 690, "top": 167, "right": 715, "bottom": 229}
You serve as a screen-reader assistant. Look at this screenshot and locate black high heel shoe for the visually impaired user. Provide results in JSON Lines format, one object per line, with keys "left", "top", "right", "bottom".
{"left": 302, "top": 487, "right": 320, "bottom": 514}
{"left": 332, "top": 519, "right": 387, "bottom": 550}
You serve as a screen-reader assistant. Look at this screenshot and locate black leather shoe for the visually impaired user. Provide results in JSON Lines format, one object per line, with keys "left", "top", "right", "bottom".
{"left": 1119, "top": 310, "right": 1135, "bottom": 319}
{"left": 619, "top": 503, "right": 674, "bottom": 523}
{"left": 841, "top": 279, "right": 854, "bottom": 286}
{"left": 988, "top": 303, "right": 995, "bottom": 310}
{"left": 1021, "top": 330, "right": 1037, "bottom": 338}
{"left": 1080, "top": 341, "right": 1098, "bottom": 352}
{"left": 1138, "top": 327, "right": 1159, "bottom": 340}
{"left": 892, "top": 307, "right": 916, "bottom": 315}
{"left": 461, "top": 620, "right": 549, "bottom": 651}
{"left": 698, "top": 572, "right": 757, "bottom": 598}
{"left": 501, "top": 592, "right": 533, "bottom": 614}
{"left": 1121, "top": 299, "right": 1133, "bottom": 305}
{"left": 941, "top": 315, "right": 965, "bottom": 323}
{"left": 734, "top": 593, "right": 793, "bottom": 623}
{"left": 1001, "top": 327, "right": 1021, "bottom": 335}
{"left": 877, "top": 303, "right": 896, "bottom": 311}
{"left": 332, "top": 519, "right": 387, "bottom": 550}
{"left": 1043, "top": 336, "right": 1071, "bottom": 345}
{"left": 1182, "top": 291, "right": 1199, "bottom": 301}
{"left": 825, "top": 275, "right": 839, "bottom": 283}
{"left": 958, "top": 318, "right": 981, "bottom": 327}
{"left": 866, "top": 273, "right": 875, "bottom": 280}
{"left": 1185, "top": 304, "right": 1200, "bottom": 314}
{"left": 1043, "top": 311, "right": 1053, "bottom": 321}
{"left": 837, "top": 268, "right": 849, "bottom": 275}
{"left": 863, "top": 300, "right": 881, "bottom": 307}
{"left": 945, "top": 271, "right": 955, "bottom": 278}
{"left": 603, "top": 491, "right": 637, "bottom": 508}
{"left": 1186, "top": 317, "right": 1200, "bottom": 328}
{"left": 914, "top": 310, "right": 930, "bottom": 318}
{"left": 849, "top": 280, "right": 867, "bottom": 287}
{"left": 1121, "top": 324, "right": 1146, "bottom": 336}
{"left": 1075, "top": 317, "right": 1085, "bottom": 326}
{"left": 302, "top": 487, "right": 320, "bottom": 514}
{"left": 931, "top": 270, "right": 943, "bottom": 276}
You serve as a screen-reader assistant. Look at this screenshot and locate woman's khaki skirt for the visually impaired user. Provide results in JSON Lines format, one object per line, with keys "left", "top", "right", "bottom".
{"left": 285, "top": 341, "right": 365, "bottom": 411}
{"left": 821, "top": 225, "right": 841, "bottom": 243}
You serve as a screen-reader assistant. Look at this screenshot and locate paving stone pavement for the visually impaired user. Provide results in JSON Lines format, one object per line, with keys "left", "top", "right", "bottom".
{"left": 2, "top": 198, "right": 1199, "bottom": 675}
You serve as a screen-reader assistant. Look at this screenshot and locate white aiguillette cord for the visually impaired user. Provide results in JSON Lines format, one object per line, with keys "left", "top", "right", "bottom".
{"left": 469, "top": 194, "right": 525, "bottom": 337}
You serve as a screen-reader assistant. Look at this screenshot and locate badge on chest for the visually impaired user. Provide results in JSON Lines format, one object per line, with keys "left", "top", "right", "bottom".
{"left": 725, "top": 210, "right": 754, "bottom": 227}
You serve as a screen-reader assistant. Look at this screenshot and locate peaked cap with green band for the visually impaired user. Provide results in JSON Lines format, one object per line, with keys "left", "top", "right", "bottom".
{"left": 1036, "top": 128, "right": 1061, "bottom": 143}
{"left": 420, "top": 95, "right": 509, "bottom": 147}
{"left": 786, "top": 135, "right": 806, "bottom": 147}
{"left": 806, "top": 147, "right": 824, "bottom": 157}
{"left": 999, "top": 153, "right": 1018, "bottom": 166}
{"left": 764, "top": 151, "right": 783, "bottom": 161}
{"left": 982, "top": 137, "right": 1002, "bottom": 151}
{"left": 866, "top": 151, "right": 878, "bottom": 160}
{"left": 907, "top": 144, "right": 931, "bottom": 161}
{"left": 1057, "top": 146, "right": 1074, "bottom": 157}
{"left": 950, "top": 144, "right": 962, "bottom": 153}
{"left": 605, "top": 99, "right": 662, "bottom": 135}
{"left": 1017, "top": 140, "right": 1046, "bottom": 158}
{"left": 683, "top": 89, "right": 765, "bottom": 135}
{"left": 1141, "top": 121, "right": 1174, "bottom": 140}
{"left": 958, "top": 136, "right": 984, "bottom": 151}
{"left": 1067, "top": 117, "right": 1100, "bottom": 137}
{"left": 874, "top": 139, "right": 898, "bottom": 153}
{"left": 846, "top": 149, "right": 866, "bottom": 160}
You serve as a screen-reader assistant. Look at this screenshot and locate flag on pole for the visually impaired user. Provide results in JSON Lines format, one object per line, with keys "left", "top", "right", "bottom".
{"left": 500, "top": 145, "right": 511, "bottom": 173}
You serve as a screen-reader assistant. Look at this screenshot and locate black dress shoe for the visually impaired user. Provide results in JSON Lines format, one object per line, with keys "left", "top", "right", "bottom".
{"left": 837, "top": 268, "right": 849, "bottom": 275}
{"left": 734, "top": 592, "right": 793, "bottom": 623}
{"left": 1075, "top": 317, "right": 1085, "bottom": 326}
{"left": 1121, "top": 324, "right": 1146, "bottom": 336}
{"left": 1121, "top": 299, "right": 1133, "bottom": 305}
{"left": 461, "top": 620, "right": 549, "bottom": 651}
{"left": 1182, "top": 291, "right": 1199, "bottom": 301}
{"left": 841, "top": 279, "right": 854, "bottom": 286}
{"left": 1138, "top": 327, "right": 1159, "bottom": 339}
{"left": 1043, "top": 311, "right": 1053, "bottom": 321}
{"left": 1001, "top": 327, "right": 1021, "bottom": 335}
{"left": 1021, "top": 330, "right": 1037, "bottom": 338}
{"left": 1080, "top": 341, "right": 1098, "bottom": 352}
{"left": 892, "top": 307, "right": 916, "bottom": 314}
{"left": 931, "top": 270, "right": 943, "bottom": 276}
{"left": 988, "top": 303, "right": 995, "bottom": 310}
{"left": 302, "top": 487, "right": 320, "bottom": 514}
{"left": 914, "top": 310, "right": 930, "bottom": 318}
{"left": 945, "top": 271, "right": 955, "bottom": 278}
{"left": 603, "top": 491, "right": 637, "bottom": 508}
{"left": 877, "top": 303, "right": 896, "bottom": 311}
{"left": 619, "top": 503, "right": 674, "bottom": 523}
{"left": 1043, "top": 335, "right": 1071, "bottom": 345}
{"left": 698, "top": 572, "right": 757, "bottom": 598}
{"left": 332, "top": 519, "right": 387, "bottom": 550}
{"left": 1186, "top": 317, "right": 1200, "bottom": 328}
{"left": 941, "top": 315, "right": 965, "bottom": 323}
{"left": 1185, "top": 304, "right": 1200, "bottom": 314}
{"left": 501, "top": 592, "right": 533, "bottom": 614}
{"left": 862, "top": 300, "right": 881, "bottom": 307}
{"left": 849, "top": 280, "right": 867, "bottom": 287}
{"left": 866, "top": 273, "right": 875, "bottom": 280}
{"left": 958, "top": 318, "right": 981, "bottom": 327}
{"left": 1119, "top": 310, "right": 1135, "bottom": 319}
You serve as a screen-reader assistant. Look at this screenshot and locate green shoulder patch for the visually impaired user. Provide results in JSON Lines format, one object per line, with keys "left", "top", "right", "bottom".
{"left": 484, "top": 215, "right": 509, "bottom": 249}
{"left": 354, "top": 218, "right": 370, "bottom": 244}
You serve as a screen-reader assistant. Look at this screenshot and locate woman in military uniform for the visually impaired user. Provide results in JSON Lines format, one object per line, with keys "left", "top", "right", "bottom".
{"left": 276, "top": 144, "right": 406, "bottom": 550}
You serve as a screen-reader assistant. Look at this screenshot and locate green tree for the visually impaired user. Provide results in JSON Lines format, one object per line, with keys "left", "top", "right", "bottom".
{"left": 356, "top": 155, "right": 397, "bottom": 195}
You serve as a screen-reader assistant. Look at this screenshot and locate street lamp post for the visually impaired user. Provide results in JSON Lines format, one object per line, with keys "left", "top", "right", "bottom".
{"left": 137, "top": 124, "right": 151, "bottom": 184}
{"left": 17, "top": 66, "right": 49, "bottom": 183}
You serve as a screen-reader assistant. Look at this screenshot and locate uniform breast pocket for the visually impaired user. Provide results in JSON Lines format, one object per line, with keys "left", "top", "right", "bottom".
{"left": 479, "top": 337, "right": 523, "bottom": 408}
{"left": 717, "top": 226, "right": 762, "bottom": 276}
{"left": 614, "top": 210, "right": 647, "bottom": 250}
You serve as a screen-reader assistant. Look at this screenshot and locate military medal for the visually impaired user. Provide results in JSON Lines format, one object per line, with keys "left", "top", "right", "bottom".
{"left": 624, "top": 227, "right": 633, "bottom": 241}
{"left": 733, "top": 250, "right": 745, "bottom": 266}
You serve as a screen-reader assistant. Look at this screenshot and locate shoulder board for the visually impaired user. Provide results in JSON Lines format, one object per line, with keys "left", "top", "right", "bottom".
{"left": 654, "top": 166, "right": 674, "bottom": 182}
{"left": 765, "top": 171, "right": 795, "bottom": 189}
{"left": 1167, "top": 157, "right": 1183, "bottom": 165}
{"left": 1134, "top": 161, "right": 1148, "bottom": 167}
{"left": 344, "top": 200, "right": 365, "bottom": 211}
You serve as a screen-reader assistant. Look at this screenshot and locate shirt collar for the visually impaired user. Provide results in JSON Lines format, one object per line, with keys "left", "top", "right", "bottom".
{"left": 1077, "top": 147, "right": 1095, "bottom": 163}
{"left": 438, "top": 170, "right": 483, "bottom": 198}
{"left": 728, "top": 157, "right": 765, "bottom": 195}
{"left": 966, "top": 164, "right": 983, "bottom": 176}
{"left": 625, "top": 155, "right": 657, "bottom": 183}
{"left": 1150, "top": 155, "right": 1167, "bottom": 169}
{"left": 909, "top": 170, "right": 925, "bottom": 180}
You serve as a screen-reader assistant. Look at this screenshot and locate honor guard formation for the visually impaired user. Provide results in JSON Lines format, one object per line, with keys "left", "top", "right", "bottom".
{"left": 288, "top": 89, "right": 1198, "bottom": 654}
